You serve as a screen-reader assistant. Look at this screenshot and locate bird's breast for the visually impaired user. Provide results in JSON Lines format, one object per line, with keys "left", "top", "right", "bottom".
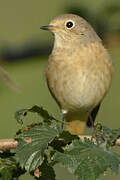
{"left": 45, "top": 43, "right": 113, "bottom": 111}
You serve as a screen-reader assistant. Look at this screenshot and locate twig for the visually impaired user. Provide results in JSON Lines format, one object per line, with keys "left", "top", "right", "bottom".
{"left": 0, "top": 137, "right": 120, "bottom": 150}
{"left": 0, "top": 139, "right": 18, "bottom": 149}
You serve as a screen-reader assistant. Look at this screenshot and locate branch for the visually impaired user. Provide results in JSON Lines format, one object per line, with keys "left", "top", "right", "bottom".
{"left": 0, "top": 136, "right": 120, "bottom": 150}
{"left": 0, "top": 139, "right": 18, "bottom": 149}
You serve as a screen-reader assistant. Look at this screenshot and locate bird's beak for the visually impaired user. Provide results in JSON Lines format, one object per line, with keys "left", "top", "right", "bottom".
{"left": 40, "top": 25, "right": 55, "bottom": 31}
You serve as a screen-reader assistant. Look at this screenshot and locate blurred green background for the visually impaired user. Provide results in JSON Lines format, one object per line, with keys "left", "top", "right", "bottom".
{"left": 0, "top": 0, "right": 120, "bottom": 179}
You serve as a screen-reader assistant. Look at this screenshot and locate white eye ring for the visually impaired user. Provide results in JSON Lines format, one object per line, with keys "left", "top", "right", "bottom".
{"left": 65, "top": 20, "right": 75, "bottom": 29}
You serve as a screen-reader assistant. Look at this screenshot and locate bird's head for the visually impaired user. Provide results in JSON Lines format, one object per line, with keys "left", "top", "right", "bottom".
{"left": 40, "top": 14, "right": 101, "bottom": 47}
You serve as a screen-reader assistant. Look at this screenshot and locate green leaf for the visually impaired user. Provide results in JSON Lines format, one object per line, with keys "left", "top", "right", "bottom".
{"left": 0, "top": 151, "right": 25, "bottom": 180}
{"left": 15, "top": 109, "right": 27, "bottom": 125}
{"left": 0, "top": 158, "right": 15, "bottom": 180}
{"left": 93, "top": 124, "right": 120, "bottom": 149}
{"left": 16, "top": 125, "right": 62, "bottom": 172}
{"left": 28, "top": 105, "right": 56, "bottom": 123}
{"left": 15, "top": 105, "right": 61, "bottom": 125}
{"left": 59, "top": 131, "right": 79, "bottom": 144}
{"left": 30, "top": 160, "right": 56, "bottom": 180}
{"left": 102, "top": 126, "right": 120, "bottom": 148}
{"left": 54, "top": 139, "right": 120, "bottom": 180}
{"left": 48, "top": 131, "right": 79, "bottom": 153}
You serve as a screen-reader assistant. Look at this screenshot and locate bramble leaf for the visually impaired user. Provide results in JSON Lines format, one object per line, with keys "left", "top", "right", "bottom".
{"left": 0, "top": 151, "right": 25, "bottom": 180}
{"left": 93, "top": 124, "right": 120, "bottom": 149}
{"left": 15, "top": 105, "right": 60, "bottom": 125}
{"left": 102, "top": 126, "right": 120, "bottom": 148}
{"left": 15, "top": 109, "right": 27, "bottom": 125}
{"left": 16, "top": 125, "right": 62, "bottom": 172}
{"left": 28, "top": 105, "right": 57, "bottom": 123}
{"left": 14, "top": 106, "right": 120, "bottom": 180}
{"left": 54, "top": 139, "right": 120, "bottom": 180}
{"left": 30, "top": 160, "right": 56, "bottom": 180}
{"left": 59, "top": 131, "right": 79, "bottom": 144}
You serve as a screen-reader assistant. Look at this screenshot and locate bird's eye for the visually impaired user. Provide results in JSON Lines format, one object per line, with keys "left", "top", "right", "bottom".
{"left": 65, "top": 21, "right": 75, "bottom": 29}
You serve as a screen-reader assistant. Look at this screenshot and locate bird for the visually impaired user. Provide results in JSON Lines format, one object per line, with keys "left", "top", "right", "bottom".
{"left": 40, "top": 14, "right": 114, "bottom": 135}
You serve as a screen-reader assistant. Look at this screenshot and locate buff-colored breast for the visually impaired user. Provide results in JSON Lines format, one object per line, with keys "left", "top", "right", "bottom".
{"left": 45, "top": 42, "right": 114, "bottom": 113}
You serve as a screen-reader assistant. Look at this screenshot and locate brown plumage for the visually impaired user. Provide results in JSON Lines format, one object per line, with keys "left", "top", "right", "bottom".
{"left": 40, "top": 14, "right": 114, "bottom": 135}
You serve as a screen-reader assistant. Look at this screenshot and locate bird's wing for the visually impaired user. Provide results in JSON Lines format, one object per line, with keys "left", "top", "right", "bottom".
{"left": 87, "top": 103, "right": 101, "bottom": 127}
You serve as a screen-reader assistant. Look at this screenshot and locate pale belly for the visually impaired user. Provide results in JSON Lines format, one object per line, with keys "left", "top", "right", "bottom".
{"left": 45, "top": 58, "right": 112, "bottom": 112}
